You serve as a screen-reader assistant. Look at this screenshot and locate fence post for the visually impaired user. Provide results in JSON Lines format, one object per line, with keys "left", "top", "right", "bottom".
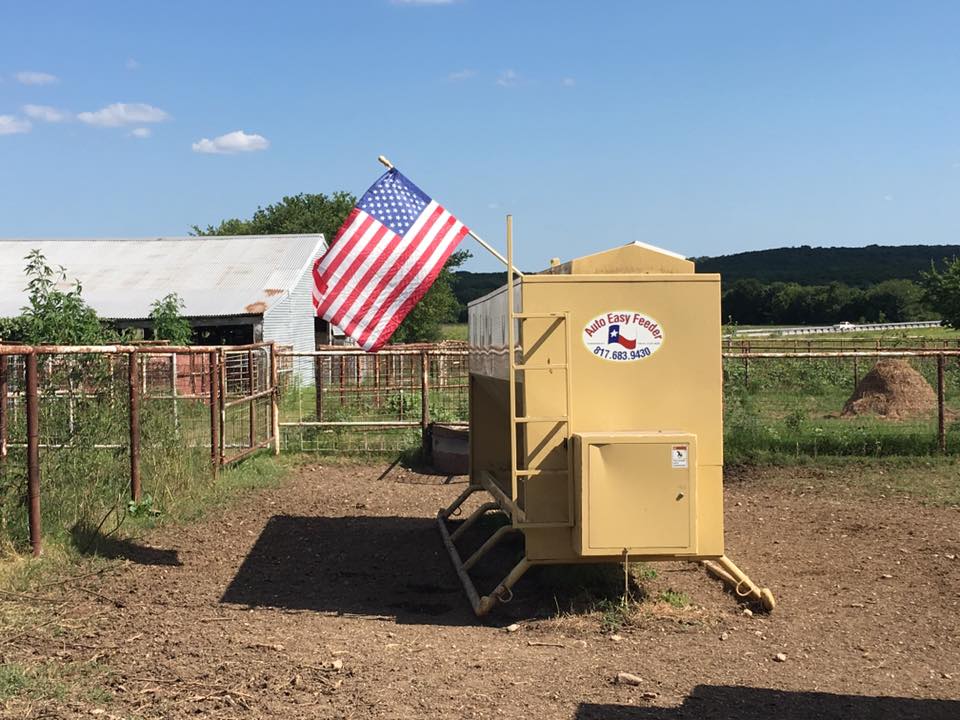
{"left": 208, "top": 351, "right": 220, "bottom": 478}
{"left": 853, "top": 355, "right": 859, "bottom": 391}
{"left": 247, "top": 349, "right": 256, "bottom": 449}
{"left": 26, "top": 352, "right": 41, "bottom": 556}
{"left": 128, "top": 351, "right": 142, "bottom": 503}
{"left": 743, "top": 341, "right": 750, "bottom": 387}
{"left": 0, "top": 355, "right": 7, "bottom": 464}
{"left": 189, "top": 352, "right": 197, "bottom": 395}
{"left": 937, "top": 353, "right": 946, "bottom": 453}
{"left": 171, "top": 353, "right": 179, "bottom": 434}
{"left": 421, "top": 351, "right": 431, "bottom": 460}
{"left": 270, "top": 343, "right": 280, "bottom": 456}
{"left": 218, "top": 348, "right": 227, "bottom": 466}
{"left": 314, "top": 355, "right": 324, "bottom": 422}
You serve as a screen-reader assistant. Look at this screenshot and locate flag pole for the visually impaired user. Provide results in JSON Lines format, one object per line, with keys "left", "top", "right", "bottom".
{"left": 377, "top": 155, "right": 524, "bottom": 277}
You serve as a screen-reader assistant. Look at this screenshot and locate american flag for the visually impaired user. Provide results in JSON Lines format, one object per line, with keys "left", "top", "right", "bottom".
{"left": 312, "top": 168, "right": 470, "bottom": 351}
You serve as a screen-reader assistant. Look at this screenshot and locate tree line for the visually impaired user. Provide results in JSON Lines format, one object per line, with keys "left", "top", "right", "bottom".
{"left": 721, "top": 278, "right": 932, "bottom": 326}
{"left": 694, "top": 244, "right": 960, "bottom": 286}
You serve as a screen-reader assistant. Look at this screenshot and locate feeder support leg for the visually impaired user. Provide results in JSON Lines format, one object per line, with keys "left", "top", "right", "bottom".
{"left": 702, "top": 555, "right": 776, "bottom": 611}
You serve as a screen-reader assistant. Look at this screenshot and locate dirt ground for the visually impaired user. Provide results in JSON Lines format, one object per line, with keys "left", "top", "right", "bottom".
{"left": 3, "top": 461, "right": 960, "bottom": 719}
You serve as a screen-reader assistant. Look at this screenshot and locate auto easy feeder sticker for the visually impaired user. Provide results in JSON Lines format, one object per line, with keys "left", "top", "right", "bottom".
{"left": 582, "top": 310, "right": 663, "bottom": 362}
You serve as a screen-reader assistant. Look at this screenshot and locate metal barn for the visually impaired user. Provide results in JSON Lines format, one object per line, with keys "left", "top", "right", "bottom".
{"left": 0, "top": 235, "right": 328, "bottom": 377}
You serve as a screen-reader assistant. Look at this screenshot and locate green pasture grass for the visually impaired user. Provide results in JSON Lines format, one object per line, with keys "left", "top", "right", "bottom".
{"left": 440, "top": 323, "right": 468, "bottom": 341}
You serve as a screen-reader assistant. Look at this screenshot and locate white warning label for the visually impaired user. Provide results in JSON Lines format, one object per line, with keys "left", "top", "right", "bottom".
{"left": 671, "top": 445, "right": 689, "bottom": 469}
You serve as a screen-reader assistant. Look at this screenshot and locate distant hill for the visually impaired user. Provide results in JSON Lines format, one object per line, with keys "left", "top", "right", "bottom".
{"left": 693, "top": 244, "right": 960, "bottom": 286}
{"left": 450, "top": 244, "right": 960, "bottom": 320}
{"left": 450, "top": 271, "right": 508, "bottom": 321}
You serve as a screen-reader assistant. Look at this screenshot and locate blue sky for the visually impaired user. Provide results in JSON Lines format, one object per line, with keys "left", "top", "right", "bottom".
{"left": 2, "top": 0, "right": 959, "bottom": 271}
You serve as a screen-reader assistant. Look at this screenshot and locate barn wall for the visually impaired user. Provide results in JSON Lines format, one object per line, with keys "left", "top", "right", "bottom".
{"left": 263, "top": 264, "right": 316, "bottom": 383}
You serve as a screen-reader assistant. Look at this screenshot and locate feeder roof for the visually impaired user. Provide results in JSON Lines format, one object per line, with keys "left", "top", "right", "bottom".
{"left": 542, "top": 241, "right": 694, "bottom": 275}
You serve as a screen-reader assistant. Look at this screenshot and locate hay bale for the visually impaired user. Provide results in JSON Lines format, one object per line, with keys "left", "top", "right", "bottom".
{"left": 842, "top": 359, "right": 937, "bottom": 420}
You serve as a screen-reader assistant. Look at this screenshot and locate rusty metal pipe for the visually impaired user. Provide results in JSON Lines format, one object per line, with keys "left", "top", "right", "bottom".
{"left": 0, "top": 355, "right": 7, "bottom": 464}
{"left": 25, "top": 352, "right": 41, "bottom": 556}
{"left": 222, "top": 387, "right": 274, "bottom": 409}
{"left": 278, "top": 420, "right": 420, "bottom": 428}
{"left": 938, "top": 354, "right": 946, "bottom": 452}
{"left": 221, "top": 439, "right": 273, "bottom": 466}
{"left": 269, "top": 343, "right": 280, "bottom": 456}
{"left": 420, "top": 351, "right": 430, "bottom": 460}
{"left": 128, "top": 351, "right": 141, "bottom": 502}
{"left": 208, "top": 351, "right": 220, "bottom": 478}
{"left": 247, "top": 349, "right": 256, "bottom": 449}
{"left": 0, "top": 342, "right": 274, "bottom": 356}
{"left": 723, "top": 350, "right": 960, "bottom": 358}
{"left": 218, "top": 348, "right": 226, "bottom": 466}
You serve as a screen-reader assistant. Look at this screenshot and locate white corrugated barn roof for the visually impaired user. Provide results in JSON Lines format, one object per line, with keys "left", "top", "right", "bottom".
{"left": 0, "top": 235, "right": 326, "bottom": 319}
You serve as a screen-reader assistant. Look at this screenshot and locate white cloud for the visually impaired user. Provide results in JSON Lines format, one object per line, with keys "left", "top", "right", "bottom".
{"left": 23, "top": 104, "right": 67, "bottom": 122}
{"left": 561, "top": 77, "right": 576, "bottom": 87}
{"left": 130, "top": 127, "right": 152, "bottom": 138}
{"left": 496, "top": 69, "right": 519, "bottom": 87}
{"left": 15, "top": 71, "right": 58, "bottom": 85}
{"left": 448, "top": 69, "right": 476, "bottom": 82}
{"left": 0, "top": 115, "right": 32, "bottom": 135}
{"left": 126, "top": 58, "right": 140, "bottom": 71}
{"left": 77, "top": 102, "right": 170, "bottom": 127}
{"left": 192, "top": 130, "right": 269, "bottom": 154}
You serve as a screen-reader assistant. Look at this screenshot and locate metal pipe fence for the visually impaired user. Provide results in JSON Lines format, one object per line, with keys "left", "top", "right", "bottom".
{"left": 275, "top": 347, "right": 469, "bottom": 454}
{"left": 275, "top": 343, "right": 960, "bottom": 462}
{"left": 0, "top": 342, "right": 278, "bottom": 556}
{"left": 5, "top": 338, "right": 958, "bottom": 555}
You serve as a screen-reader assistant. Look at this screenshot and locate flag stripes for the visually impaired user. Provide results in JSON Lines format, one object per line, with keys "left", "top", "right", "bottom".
{"left": 312, "top": 170, "right": 470, "bottom": 350}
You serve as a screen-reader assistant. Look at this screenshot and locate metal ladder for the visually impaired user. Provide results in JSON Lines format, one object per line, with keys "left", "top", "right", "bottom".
{"left": 508, "top": 308, "right": 575, "bottom": 527}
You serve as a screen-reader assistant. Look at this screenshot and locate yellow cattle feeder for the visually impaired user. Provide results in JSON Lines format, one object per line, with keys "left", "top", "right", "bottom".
{"left": 437, "top": 224, "right": 774, "bottom": 616}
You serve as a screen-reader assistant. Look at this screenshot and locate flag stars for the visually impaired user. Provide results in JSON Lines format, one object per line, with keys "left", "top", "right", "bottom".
{"left": 358, "top": 170, "right": 431, "bottom": 236}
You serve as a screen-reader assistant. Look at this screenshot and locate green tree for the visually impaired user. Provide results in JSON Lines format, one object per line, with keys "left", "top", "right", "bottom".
{"left": 150, "top": 293, "right": 192, "bottom": 345}
{"left": 14, "top": 250, "right": 112, "bottom": 344}
{"left": 192, "top": 192, "right": 357, "bottom": 240}
{"left": 195, "top": 192, "right": 467, "bottom": 344}
{"left": 865, "top": 279, "right": 928, "bottom": 322}
{"left": 390, "top": 249, "right": 470, "bottom": 343}
{"left": 921, "top": 257, "right": 960, "bottom": 327}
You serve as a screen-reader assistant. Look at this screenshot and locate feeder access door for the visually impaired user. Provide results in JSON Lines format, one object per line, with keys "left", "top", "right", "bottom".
{"left": 573, "top": 432, "right": 698, "bottom": 557}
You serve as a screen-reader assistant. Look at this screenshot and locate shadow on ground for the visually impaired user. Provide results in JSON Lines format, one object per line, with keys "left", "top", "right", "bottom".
{"left": 221, "top": 515, "right": 478, "bottom": 625}
{"left": 70, "top": 522, "right": 181, "bottom": 566}
{"left": 221, "top": 512, "right": 656, "bottom": 626}
{"left": 577, "top": 685, "right": 960, "bottom": 720}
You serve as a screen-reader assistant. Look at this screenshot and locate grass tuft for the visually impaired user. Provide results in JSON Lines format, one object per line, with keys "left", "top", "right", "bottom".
{"left": 658, "top": 589, "right": 691, "bottom": 609}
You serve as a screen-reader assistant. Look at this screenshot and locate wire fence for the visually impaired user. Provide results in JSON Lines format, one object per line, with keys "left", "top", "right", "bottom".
{"left": 5, "top": 338, "right": 959, "bottom": 555}
{"left": 0, "top": 343, "right": 276, "bottom": 556}
{"left": 276, "top": 346, "right": 469, "bottom": 454}
{"left": 723, "top": 349, "right": 960, "bottom": 460}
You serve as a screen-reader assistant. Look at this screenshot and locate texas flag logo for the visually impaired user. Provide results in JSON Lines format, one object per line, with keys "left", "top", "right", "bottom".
{"left": 607, "top": 324, "right": 636, "bottom": 350}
